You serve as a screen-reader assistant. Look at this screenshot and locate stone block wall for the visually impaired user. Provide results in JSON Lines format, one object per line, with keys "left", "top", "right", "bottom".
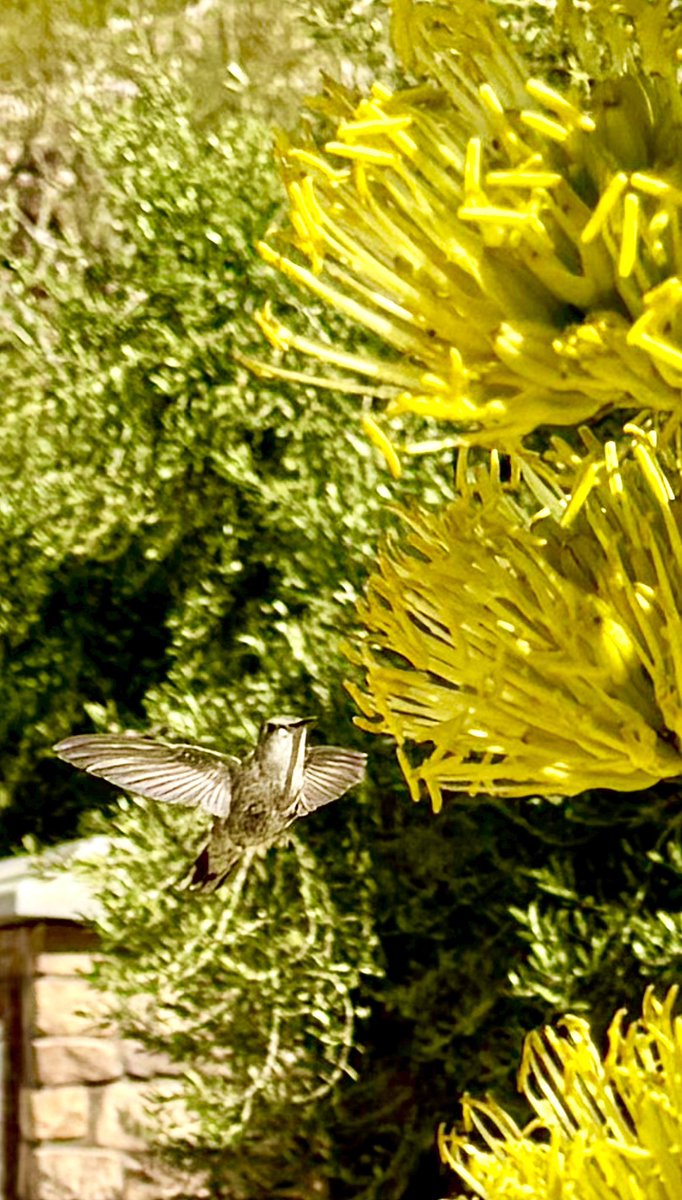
{"left": 0, "top": 922, "right": 201, "bottom": 1200}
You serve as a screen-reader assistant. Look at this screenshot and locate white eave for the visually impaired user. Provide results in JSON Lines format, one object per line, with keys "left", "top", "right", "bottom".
{"left": 0, "top": 836, "right": 110, "bottom": 923}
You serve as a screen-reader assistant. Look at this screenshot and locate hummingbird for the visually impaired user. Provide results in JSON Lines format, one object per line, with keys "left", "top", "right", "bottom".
{"left": 53, "top": 717, "right": 367, "bottom": 892}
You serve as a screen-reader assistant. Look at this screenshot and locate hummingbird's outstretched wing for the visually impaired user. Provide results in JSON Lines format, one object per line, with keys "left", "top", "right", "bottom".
{"left": 53, "top": 734, "right": 236, "bottom": 817}
{"left": 297, "top": 745, "right": 367, "bottom": 814}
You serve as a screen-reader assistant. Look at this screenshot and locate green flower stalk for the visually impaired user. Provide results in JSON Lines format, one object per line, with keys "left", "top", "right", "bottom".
{"left": 439, "top": 986, "right": 682, "bottom": 1199}
{"left": 257, "top": 0, "right": 682, "bottom": 460}
{"left": 347, "top": 423, "right": 682, "bottom": 808}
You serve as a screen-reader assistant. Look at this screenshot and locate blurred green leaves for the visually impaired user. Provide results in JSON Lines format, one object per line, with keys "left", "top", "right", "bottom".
{"left": 0, "top": 51, "right": 395, "bottom": 846}
{"left": 78, "top": 797, "right": 379, "bottom": 1194}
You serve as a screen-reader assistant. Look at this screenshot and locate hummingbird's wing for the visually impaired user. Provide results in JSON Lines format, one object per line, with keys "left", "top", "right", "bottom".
{"left": 297, "top": 745, "right": 367, "bottom": 814}
{"left": 53, "top": 734, "right": 236, "bottom": 817}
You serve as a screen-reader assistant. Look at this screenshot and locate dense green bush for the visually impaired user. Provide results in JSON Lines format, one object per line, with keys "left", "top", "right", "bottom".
{"left": 0, "top": 60, "right": 386, "bottom": 840}
{"left": 79, "top": 800, "right": 380, "bottom": 1197}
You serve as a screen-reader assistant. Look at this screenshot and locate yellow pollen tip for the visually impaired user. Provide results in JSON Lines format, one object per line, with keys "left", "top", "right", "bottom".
{"left": 520, "top": 110, "right": 570, "bottom": 142}
{"left": 464, "top": 137, "right": 483, "bottom": 197}
{"left": 478, "top": 83, "right": 504, "bottom": 115}
{"left": 618, "top": 192, "right": 639, "bottom": 277}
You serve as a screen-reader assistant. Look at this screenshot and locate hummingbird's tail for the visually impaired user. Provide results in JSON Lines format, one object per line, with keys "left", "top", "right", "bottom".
{"left": 185, "top": 840, "right": 242, "bottom": 893}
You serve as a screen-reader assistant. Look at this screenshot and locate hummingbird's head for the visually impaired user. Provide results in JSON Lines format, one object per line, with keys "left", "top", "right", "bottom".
{"left": 261, "top": 715, "right": 315, "bottom": 736}
{"left": 255, "top": 716, "right": 315, "bottom": 772}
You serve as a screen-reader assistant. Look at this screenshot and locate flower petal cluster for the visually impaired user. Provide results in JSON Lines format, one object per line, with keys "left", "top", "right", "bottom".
{"left": 259, "top": 0, "right": 682, "bottom": 453}
{"left": 439, "top": 986, "right": 682, "bottom": 1199}
{"left": 347, "top": 425, "right": 682, "bottom": 806}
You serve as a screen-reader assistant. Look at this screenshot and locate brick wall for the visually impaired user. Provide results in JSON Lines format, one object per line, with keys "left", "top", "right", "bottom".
{"left": 0, "top": 922, "right": 203, "bottom": 1200}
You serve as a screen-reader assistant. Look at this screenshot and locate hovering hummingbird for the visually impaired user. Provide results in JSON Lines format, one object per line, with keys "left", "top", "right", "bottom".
{"left": 53, "top": 717, "right": 366, "bottom": 892}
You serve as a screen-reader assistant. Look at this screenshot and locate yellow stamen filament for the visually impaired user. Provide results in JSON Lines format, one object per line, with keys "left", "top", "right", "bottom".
{"left": 645, "top": 276, "right": 682, "bottom": 307}
{"left": 287, "top": 148, "right": 350, "bottom": 182}
{"left": 628, "top": 329, "right": 682, "bottom": 374}
{"left": 323, "top": 142, "right": 397, "bottom": 165}
{"left": 520, "top": 110, "right": 570, "bottom": 142}
{"left": 388, "top": 396, "right": 468, "bottom": 420}
{"left": 254, "top": 303, "right": 422, "bottom": 390}
{"left": 337, "top": 115, "right": 413, "bottom": 141}
{"left": 581, "top": 173, "right": 629, "bottom": 243}
{"left": 361, "top": 413, "right": 402, "bottom": 478}
{"left": 560, "top": 461, "right": 602, "bottom": 527}
{"left": 458, "top": 205, "right": 545, "bottom": 232}
{"left": 604, "top": 440, "right": 623, "bottom": 495}
{"left": 525, "top": 78, "right": 596, "bottom": 132}
{"left": 632, "top": 443, "right": 675, "bottom": 505}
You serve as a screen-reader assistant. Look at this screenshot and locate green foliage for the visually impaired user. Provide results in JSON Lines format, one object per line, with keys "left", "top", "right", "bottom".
{"left": 297, "top": 0, "right": 395, "bottom": 76}
{"left": 0, "top": 51, "right": 399, "bottom": 847}
{"left": 78, "top": 798, "right": 379, "bottom": 1195}
{"left": 509, "top": 820, "right": 682, "bottom": 1032}
{"left": 490, "top": 0, "right": 564, "bottom": 75}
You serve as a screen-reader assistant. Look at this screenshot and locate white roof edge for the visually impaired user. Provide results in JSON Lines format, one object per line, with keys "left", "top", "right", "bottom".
{"left": 0, "top": 836, "right": 110, "bottom": 923}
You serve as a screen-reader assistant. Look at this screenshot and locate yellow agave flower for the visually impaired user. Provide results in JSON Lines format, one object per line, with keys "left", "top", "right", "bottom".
{"left": 256, "top": 0, "right": 682, "bottom": 461}
{"left": 439, "top": 986, "right": 682, "bottom": 1200}
{"left": 346, "top": 423, "right": 682, "bottom": 808}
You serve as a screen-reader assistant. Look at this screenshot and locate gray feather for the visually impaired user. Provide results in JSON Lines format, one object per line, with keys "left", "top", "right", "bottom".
{"left": 297, "top": 746, "right": 367, "bottom": 814}
{"left": 53, "top": 734, "right": 235, "bottom": 818}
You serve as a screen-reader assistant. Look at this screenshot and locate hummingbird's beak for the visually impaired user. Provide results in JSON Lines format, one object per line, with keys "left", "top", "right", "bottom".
{"left": 291, "top": 717, "right": 316, "bottom": 729}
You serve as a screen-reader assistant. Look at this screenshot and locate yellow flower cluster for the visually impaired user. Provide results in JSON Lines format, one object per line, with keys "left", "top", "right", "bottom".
{"left": 347, "top": 424, "right": 682, "bottom": 807}
{"left": 255, "top": 8, "right": 682, "bottom": 1190}
{"left": 439, "top": 986, "right": 682, "bottom": 1199}
{"left": 259, "top": 0, "right": 682, "bottom": 454}
{"left": 256, "top": 0, "right": 682, "bottom": 804}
